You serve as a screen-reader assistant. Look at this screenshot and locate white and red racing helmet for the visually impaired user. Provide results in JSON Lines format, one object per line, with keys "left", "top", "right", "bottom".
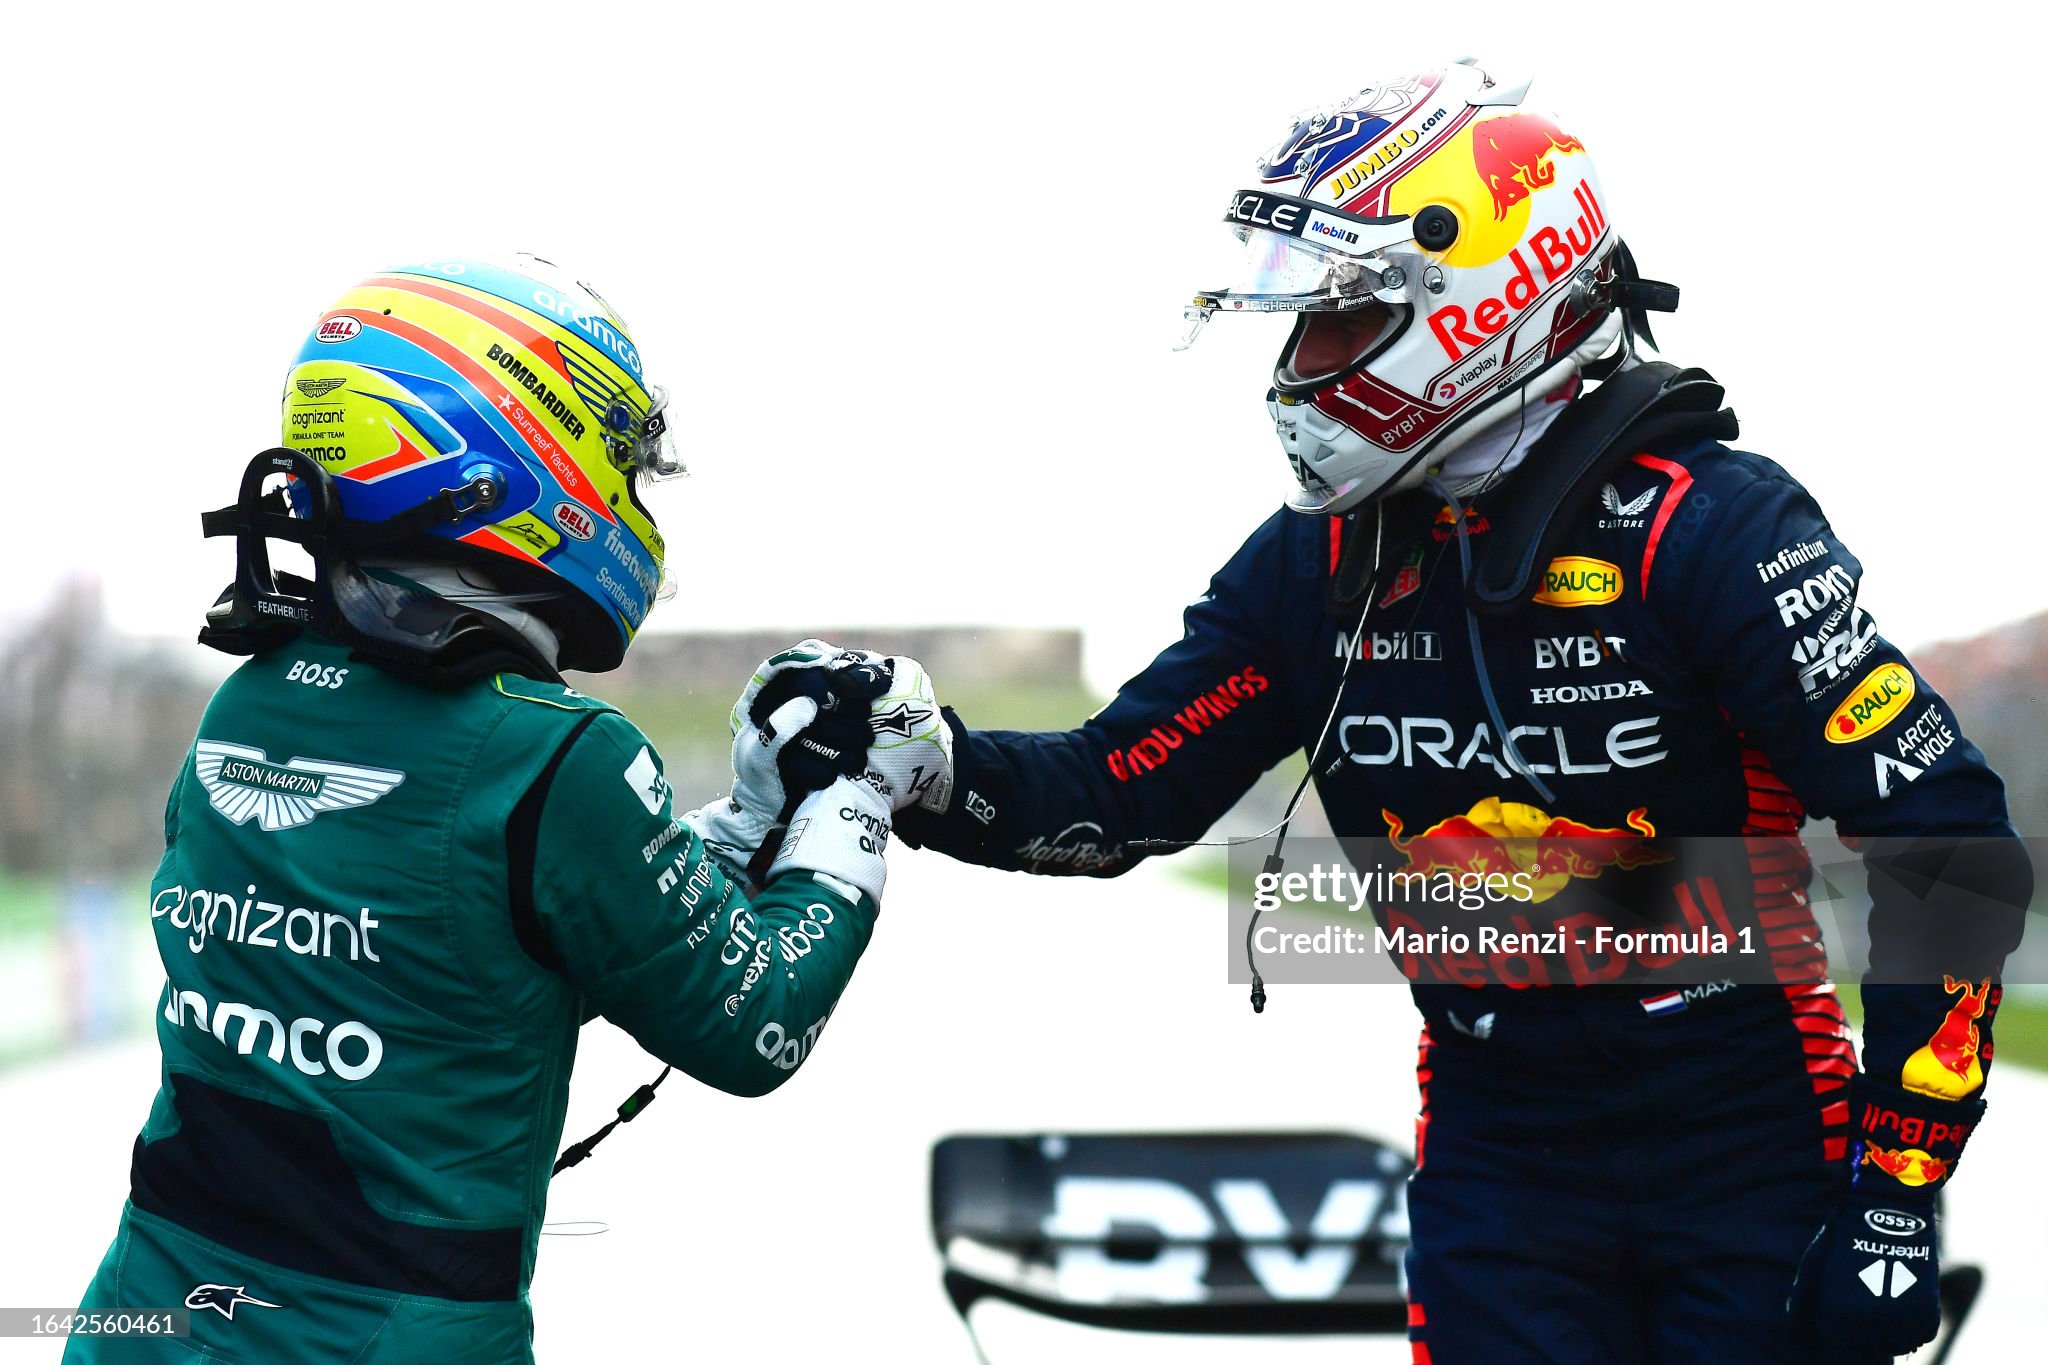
{"left": 1181, "top": 62, "right": 1671, "bottom": 513}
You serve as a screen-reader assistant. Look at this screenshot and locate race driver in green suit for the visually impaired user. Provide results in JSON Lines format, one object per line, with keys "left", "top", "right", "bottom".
{"left": 66, "top": 256, "right": 953, "bottom": 1363}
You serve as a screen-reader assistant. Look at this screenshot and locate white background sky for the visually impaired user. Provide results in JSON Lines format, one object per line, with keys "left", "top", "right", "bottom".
{"left": 8, "top": 2, "right": 2039, "bottom": 694}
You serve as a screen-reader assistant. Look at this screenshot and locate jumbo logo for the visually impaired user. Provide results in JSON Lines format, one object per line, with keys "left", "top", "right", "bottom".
{"left": 553, "top": 502, "right": 596, "bottom": 541}
{"left": 315, "top": 315, "right": 362, "bottom": 343}
{"left": 1825, "top": 663, "right": 1914, "bottom": 744}
{"left": 1533, "top": 556, "right": 1621, "bottom": 607}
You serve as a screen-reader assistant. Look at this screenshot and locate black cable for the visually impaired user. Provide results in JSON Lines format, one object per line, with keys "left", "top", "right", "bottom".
{"left": 1232, "top": 502, "right": 1385, "bottom": 1012}
{"left": 553, "top": 1066, "right": 672, "bottom": 1175}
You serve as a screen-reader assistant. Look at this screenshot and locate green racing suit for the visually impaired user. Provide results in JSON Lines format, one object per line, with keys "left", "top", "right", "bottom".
{"left": 68, "top": 635, "right": 877, "bottom": 1362}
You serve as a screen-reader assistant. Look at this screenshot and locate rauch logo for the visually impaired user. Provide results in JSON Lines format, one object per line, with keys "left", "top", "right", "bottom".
{"left": 1825, "top": 663, "right": 1915, "bottom": 744}
{"left": 1532, "top": 556, "right": 1621, "bottom": 608}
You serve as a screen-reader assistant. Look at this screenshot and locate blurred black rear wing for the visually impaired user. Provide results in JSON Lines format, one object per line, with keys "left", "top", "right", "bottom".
{"left": 931, "top": 1131, "right": 1413, "bottom": 1352}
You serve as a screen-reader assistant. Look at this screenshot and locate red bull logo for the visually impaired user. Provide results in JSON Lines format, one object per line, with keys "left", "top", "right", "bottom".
{"left": 1470, "top": 113, "right": 1586, "bottom": 221}
{"left": 1384, "top": 796, "right": 1670, "bottom": 904}
{"left": 1863, "top": 1143, "right": 1951, "bottom": 1188}
{"left": 1901, "top": 976, "right": 1991, "bottom": 1100}
{"left": 1431, "top": 503, "right": 1492, "bottom": 541}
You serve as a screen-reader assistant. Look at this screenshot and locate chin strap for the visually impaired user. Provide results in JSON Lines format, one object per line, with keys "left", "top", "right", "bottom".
{"left": 197, "top": 448, "right": 515, "bottom": 664}
{"left": 1580, "top": 239, "right": 1681, "bottom": 379}
{"left": 1462, "top": 363, "right": 1735, "bottom": 615}
{"left": 197, "top": 450, "right": 344, "bottom": 655}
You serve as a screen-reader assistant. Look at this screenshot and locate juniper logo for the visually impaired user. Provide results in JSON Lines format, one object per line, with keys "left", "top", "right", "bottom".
{"left": 195, "top": 741, "right": 405, "bottom": 832}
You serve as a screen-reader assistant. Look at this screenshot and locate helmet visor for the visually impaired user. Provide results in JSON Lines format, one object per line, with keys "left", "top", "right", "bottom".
{"left": 1199, "top": 225, "right": 1398, "bottom": 312}
{"left": 1178, "top": 191, "right": 1424, "bottom": 348}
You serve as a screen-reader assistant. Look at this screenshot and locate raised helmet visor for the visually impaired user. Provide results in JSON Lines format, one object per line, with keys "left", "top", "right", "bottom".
{"left": 1178, "top": 189, "right": 1427, "bottom": 349}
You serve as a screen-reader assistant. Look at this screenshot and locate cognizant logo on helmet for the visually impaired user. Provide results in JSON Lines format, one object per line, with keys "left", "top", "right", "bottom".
{"left": 1426, "top": 181, "right": 1607, "bottom": 361}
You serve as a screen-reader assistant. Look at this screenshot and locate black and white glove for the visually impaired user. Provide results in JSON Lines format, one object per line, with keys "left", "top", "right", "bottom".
{"left": 733, "top": 640, "right": 954, "bottom": 815}
{"left": 1787, "top": 1074, "right": 1981, "bottom": 1362}
{"left": 683, "top": 643, "right": 888, "bottom": 883}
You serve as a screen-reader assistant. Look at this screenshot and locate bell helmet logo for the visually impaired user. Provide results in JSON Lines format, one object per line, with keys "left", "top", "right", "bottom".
{"left": 553, "top": 502, "right": 596, "bottom": 541}
{"left": 1532, "top": 556, "right": 1622, "bottom": 608}
{"left": 315, "top": 315, "right": 362, "bottom": 343}
{"left": 1825, "top": 663, "right": 1915, "bottom": 744}
{"left": 1863, "top": 1208, "right": 1928, "bottom": 1237}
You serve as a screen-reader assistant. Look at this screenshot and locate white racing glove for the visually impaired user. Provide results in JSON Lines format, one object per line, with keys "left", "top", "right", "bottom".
{"left": 859, "top": 653, "right": 954, "bottom": 814}
{"left": 772, "top": 775, "right": 894, "bottom": 903}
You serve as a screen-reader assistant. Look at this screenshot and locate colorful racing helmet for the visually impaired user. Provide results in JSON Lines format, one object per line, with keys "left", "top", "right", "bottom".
{"left": 1180, "top": 62, "right": 1672, "bottom": 514}
{"left": 279, "top": 255, "right": 681, "bottom": 671}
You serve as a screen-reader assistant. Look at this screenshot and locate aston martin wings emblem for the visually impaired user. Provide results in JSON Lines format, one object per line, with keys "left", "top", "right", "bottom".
{"left": 1600, "top": 484, "right": 1657, "bottom": 517}
{"left": 194, "top": 741, "right": 406, "bottom": 833}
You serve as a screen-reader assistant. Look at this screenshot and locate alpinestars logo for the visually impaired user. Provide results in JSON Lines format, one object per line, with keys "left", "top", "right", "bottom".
{"left": 871, "top": 702, "right": 934, "bottom": 738}
{"left": 185, "top": 1283, "right": 282, "bottom": 1320}
{"left": 195, "top": 742, "right": 405, "bottom": 833}
{"left": 1598, "top": 483, "right": 1656, "bottom": 529}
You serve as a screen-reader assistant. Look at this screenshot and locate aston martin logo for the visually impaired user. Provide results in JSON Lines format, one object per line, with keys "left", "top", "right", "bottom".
{"left": 195, "top": 741, "right": 406, "bottom": 832}
{"left": 870, "top": 702, "right": 934, "bottom": 738}
{"left": 294, "top": 377, "right": 347, "bottom": 399}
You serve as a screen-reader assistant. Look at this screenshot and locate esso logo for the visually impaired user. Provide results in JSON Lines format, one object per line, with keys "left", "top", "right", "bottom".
{"left": 1864, "top": 1208, "right": 1928, "bottom": 1237}
{"left": 315, "top": 315, "right": 362, "bottom": 344}
{"left": 553, "top": 502, "right": 596, "bottom": 541}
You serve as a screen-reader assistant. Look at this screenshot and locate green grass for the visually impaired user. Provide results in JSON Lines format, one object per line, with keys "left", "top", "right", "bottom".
{"left": 1989, "top": 994, "right": 2048, "bottom": 1071}
{"left": 0, "top": 874, "right": 62, "bottom": 938}
{"left": 1836, "top": 982, "right": 2048, "bottom": 1074}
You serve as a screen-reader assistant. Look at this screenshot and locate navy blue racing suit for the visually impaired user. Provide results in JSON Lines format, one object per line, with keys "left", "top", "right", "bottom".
{"left": 898, "top": 430, "right": 2030, "bottom": 1362}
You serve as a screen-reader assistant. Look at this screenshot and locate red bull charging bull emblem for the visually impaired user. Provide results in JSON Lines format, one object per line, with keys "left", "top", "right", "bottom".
{"left": 1901, "top": 976, "right": 1992, "bottom": 1100}
{"left": 1384, "top": 796, "right": 1670, "bottom": 904}
{"left": 1862, "top": 1143, "right": 1951, "bottom": 1188}
{"left": 1470, "top": 112, "right": 1586, "bottom": 221}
